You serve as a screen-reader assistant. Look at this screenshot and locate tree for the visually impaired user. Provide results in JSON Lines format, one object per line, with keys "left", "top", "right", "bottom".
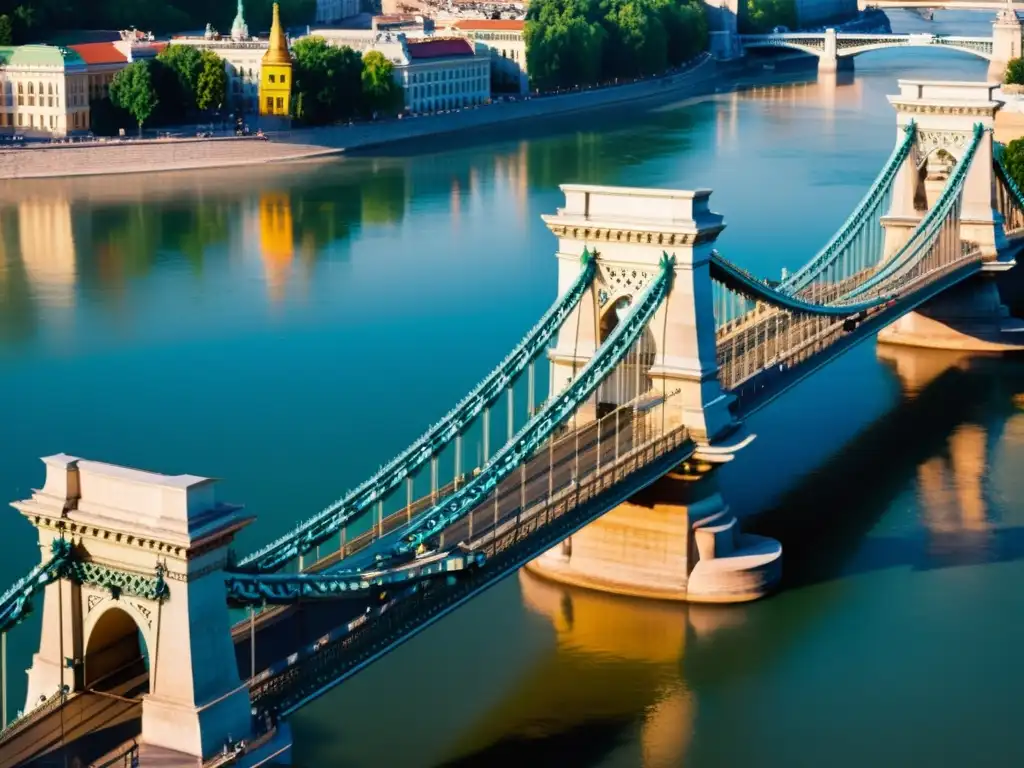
{"left": 88, "top": 96, "right": 132, "bottom": 136}
{"left": 656, "top": 0, "right": 708, "bottom": 66}
{"left": 360, "top": 50, "right": 403, "bottom": 116}
{"left": 156, "top": 44, "right": 203, "bottom": 107}
{"left": 742, "top": 0, "right": 797, "bottom": 34}
{"left": 1002, "top": 138, "right": 1024, "bottom": 192}
{"left": 109, "top": 60, "right": 159, "bottom": 135}
{"left": 196, "top": 49, "right": 227, "bottom": 112}
{"left": 1006, "top": 57, "right": 1024, "bottom": 86}
{"left": 0, "top": 14, "right": 12, "bottom": 45}
{"left": 291, "top": 36, "right": 363, "bottom": 125}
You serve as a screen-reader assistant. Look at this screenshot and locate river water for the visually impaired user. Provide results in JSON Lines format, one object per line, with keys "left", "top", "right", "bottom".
{"left": 2, "top": 9, "right": 1023, "bottom": 767}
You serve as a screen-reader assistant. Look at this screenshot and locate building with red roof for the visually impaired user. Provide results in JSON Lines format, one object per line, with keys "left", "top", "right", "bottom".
{"left": 69, "top": 31, "right": 165, "bottom": 102}
{"left": 361, "top": 33, "right": 489, "bottom": 114}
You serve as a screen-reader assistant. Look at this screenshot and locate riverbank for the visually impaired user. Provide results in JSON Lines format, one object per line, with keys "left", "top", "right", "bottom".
{"left": 0, "top": 58, "right": 725, "bottom": 181}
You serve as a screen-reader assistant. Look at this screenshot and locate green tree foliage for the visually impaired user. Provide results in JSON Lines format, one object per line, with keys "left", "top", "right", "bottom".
{"left": 741, "top": 0, "right": 798, "bottom": 34}
{"left": 196, "top": 49, "right": 227, "bottom": 111}
{"left": 360, "top": 49, "right": 403, "bottom": 115}
{"left": 109, "top": 60, "right": 159, "bottom": 134}
{"left": 1006, "top": 57, "right": 1024, "bottom": 86}
{"left": 88, "top": 96, "right": 132, "bottom": 136}
{"left": 291, "top": 36, "right": 362, "bottom": 125}
{"left": 156, "top": 44, "right": 203, "bottom": 107}
{"left": 0, "top": 14, "right": 12, "bottom": 44}
{"left": 524, "top": 0, "right": 707, "bottom": 92}
{"left": 0, "top": 0, "right": 315, "bottom": 39}
{"left": 1002, "top": 138, "right": 1024, "bottom": 191}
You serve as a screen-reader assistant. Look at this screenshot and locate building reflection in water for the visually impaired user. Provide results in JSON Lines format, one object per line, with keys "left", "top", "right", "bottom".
{"left": 17, "top": 196, "right": 78, "bottom": 310}
{"left": 258, "top": 191, "right": 296, "bottom": 305}
{"left": 724, "top": 71, "right": 863, "bottom": 132}
{"left": 440, "top": 570, "right": 745, "bottom": 768}
{"left": 877, "top": 345, "right": 1002, "bottom": 566}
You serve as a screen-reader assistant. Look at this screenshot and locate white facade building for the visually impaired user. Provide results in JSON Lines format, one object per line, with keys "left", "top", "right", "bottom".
{"left": 0, "top": 45, "right": 91, "bottom": 136}
{"left": 448, "top": 19, "right": 526, "bottom": 93}
{"left": 383, "top": 37, "right": 490, "bottom": 113}
{"left": 316, "top": 29, "right": 490, "bottom": 113}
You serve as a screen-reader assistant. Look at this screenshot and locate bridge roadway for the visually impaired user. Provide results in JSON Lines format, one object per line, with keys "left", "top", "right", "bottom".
{"left": 0, "top": 404, "right": 662, "bottom": 766}
{"left": 232, "top": 404, "right": 649, "bottom": 678}
{"left": 246, "top": 406, "right": 692, "bottom": 714}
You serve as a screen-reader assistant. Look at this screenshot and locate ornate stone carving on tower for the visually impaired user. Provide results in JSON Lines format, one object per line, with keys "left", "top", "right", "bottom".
{"left": 14, "top": 455, "right": 255, "bottom": 760}
{"left": 231, "top": 0, "right": 249, "bottom": 41}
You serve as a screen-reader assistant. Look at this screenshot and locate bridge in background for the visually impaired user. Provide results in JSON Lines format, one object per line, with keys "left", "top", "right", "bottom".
{"left": 863, "top": 0, "right": 1024, "bottom": 11}
{"left": 740, "top": 3, "right": 1021, "bottom": 78}
{"left": 2, "top": 78, "right": 1024, "bottom": 766}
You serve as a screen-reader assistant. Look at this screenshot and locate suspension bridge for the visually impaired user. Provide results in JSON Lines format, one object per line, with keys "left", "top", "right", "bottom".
{"left": 2, "top": 78, "right": 1024, "bottom": 766}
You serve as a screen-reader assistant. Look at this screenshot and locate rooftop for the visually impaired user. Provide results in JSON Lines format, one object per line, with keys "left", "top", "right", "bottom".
{"left": 0, "top": 44, "right": 87, "bottom": 69}
{"left": 69, "top": 42, "right": 128, "bottom": 65}
{"left": 451, "top": 19, "right": 525, "bottom": 31}
{"left": 406, "top": 37, "right": 475, "bottom": 59}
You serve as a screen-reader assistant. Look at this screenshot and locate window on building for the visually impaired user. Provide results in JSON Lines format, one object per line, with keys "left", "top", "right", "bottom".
{"left": 48, "top": 83, "right": 53, "bottom": 95}
{"left": 265, "top": 96, "right": 273, "bottom": 111}
{"left": 17, "top": 113, "right": 23, "bottom": 126}
{"left": 269, "top": 74, "right": 276, "bottom": 83}
{"left": 275, "top": 97, "right": 283, "bottom": 110}
{"left": 281, "top": 74, "right": 285, "bottom": 84}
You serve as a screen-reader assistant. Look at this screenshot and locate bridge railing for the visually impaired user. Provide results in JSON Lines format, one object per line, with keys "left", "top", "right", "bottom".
{"left": 246, "top": 391, "right": 693, "bottom": 715}
{"left": 709, "top": 125, "right": 984, "bottom": 395}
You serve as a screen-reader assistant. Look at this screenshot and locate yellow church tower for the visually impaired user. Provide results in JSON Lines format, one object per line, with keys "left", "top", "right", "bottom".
{"left": 259, "top": 3, "right": 292, "bottom": 119}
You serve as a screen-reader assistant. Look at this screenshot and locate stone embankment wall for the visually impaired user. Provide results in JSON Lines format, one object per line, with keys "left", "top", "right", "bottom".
{"left": 0, "top": 135, "right": 336, "bottom": 180}
{"left": 0, "top": 59, "right": 719, "bottom": 181}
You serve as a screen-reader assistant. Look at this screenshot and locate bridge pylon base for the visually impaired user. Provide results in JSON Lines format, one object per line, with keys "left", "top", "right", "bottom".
{"left": 878, "top": 277, "right": 1024, "bottom": 352}
{"left": 525, "top": 466, "right": 781, "bottom": 603}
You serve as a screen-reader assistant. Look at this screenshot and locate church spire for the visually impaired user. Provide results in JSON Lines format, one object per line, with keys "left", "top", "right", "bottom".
{"left": 230, "top": 0, "right": 248, "bottom": 40}
{"left": 263, "top": 3, "right": 291, "bottom": 65}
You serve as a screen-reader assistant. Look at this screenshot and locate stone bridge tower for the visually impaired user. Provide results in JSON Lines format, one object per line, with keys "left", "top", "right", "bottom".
{"left": 880, "top": 79, "right": 1024, "bottom": 350}
{"left": 543, "top": 184, "right": 734, "bottom": 443}
{"left": 883, "top": 79, "right": 1004, "bottom": 261}
{"left": 14, "top": 455, "right": 253, "bottom": 760}
{"left": 991, "top": 0, "right": 1022, "bottom": 83}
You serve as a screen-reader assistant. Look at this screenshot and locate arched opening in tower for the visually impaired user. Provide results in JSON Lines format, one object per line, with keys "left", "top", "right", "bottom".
{"left": 596, "top": 295, "right": 657, "bottom": 417}
{"left": 83, "top": 606, "right": 150, "bottom": 694}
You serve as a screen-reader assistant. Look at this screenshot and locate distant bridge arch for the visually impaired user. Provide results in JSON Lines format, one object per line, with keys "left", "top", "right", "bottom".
{"left": 740, "top": 31, "right": 994, "bottom": 64}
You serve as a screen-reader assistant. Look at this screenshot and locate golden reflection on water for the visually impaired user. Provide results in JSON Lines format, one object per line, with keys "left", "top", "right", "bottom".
{"left": 442, "top": 570, "right": 748, "bottom": 767}
{"left": 877, "top": 344, "right": 1006, "bottom": 560}
{"left": 15, "top": 196, "right": 77, "bottom": 309}
{"left": 257, "top": 191, "right": 296, "bottom": 305}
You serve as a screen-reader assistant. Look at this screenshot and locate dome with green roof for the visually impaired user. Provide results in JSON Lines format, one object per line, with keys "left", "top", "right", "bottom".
{"left": 0, "top": 44, "right": 86, "bottom": 70}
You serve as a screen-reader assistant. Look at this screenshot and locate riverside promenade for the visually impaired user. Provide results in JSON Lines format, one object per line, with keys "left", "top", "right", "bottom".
{"left": 0, "top": 57, "right": 719, "bottom": 181}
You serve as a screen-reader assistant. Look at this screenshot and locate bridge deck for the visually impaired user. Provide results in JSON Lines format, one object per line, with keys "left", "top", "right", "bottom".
{"left": 231, "top": 407, "right": 652, "bottom": 680}
{"left": 246, "top": 403, "right": 692, "bottom": 715}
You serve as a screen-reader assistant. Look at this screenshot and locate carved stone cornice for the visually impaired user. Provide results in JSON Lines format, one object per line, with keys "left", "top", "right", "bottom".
{"left": 890, "top": 101, "right": 1000, "bottom": 117}
{"left": 545, "top": 223, "right": 724, "bottom": 246}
